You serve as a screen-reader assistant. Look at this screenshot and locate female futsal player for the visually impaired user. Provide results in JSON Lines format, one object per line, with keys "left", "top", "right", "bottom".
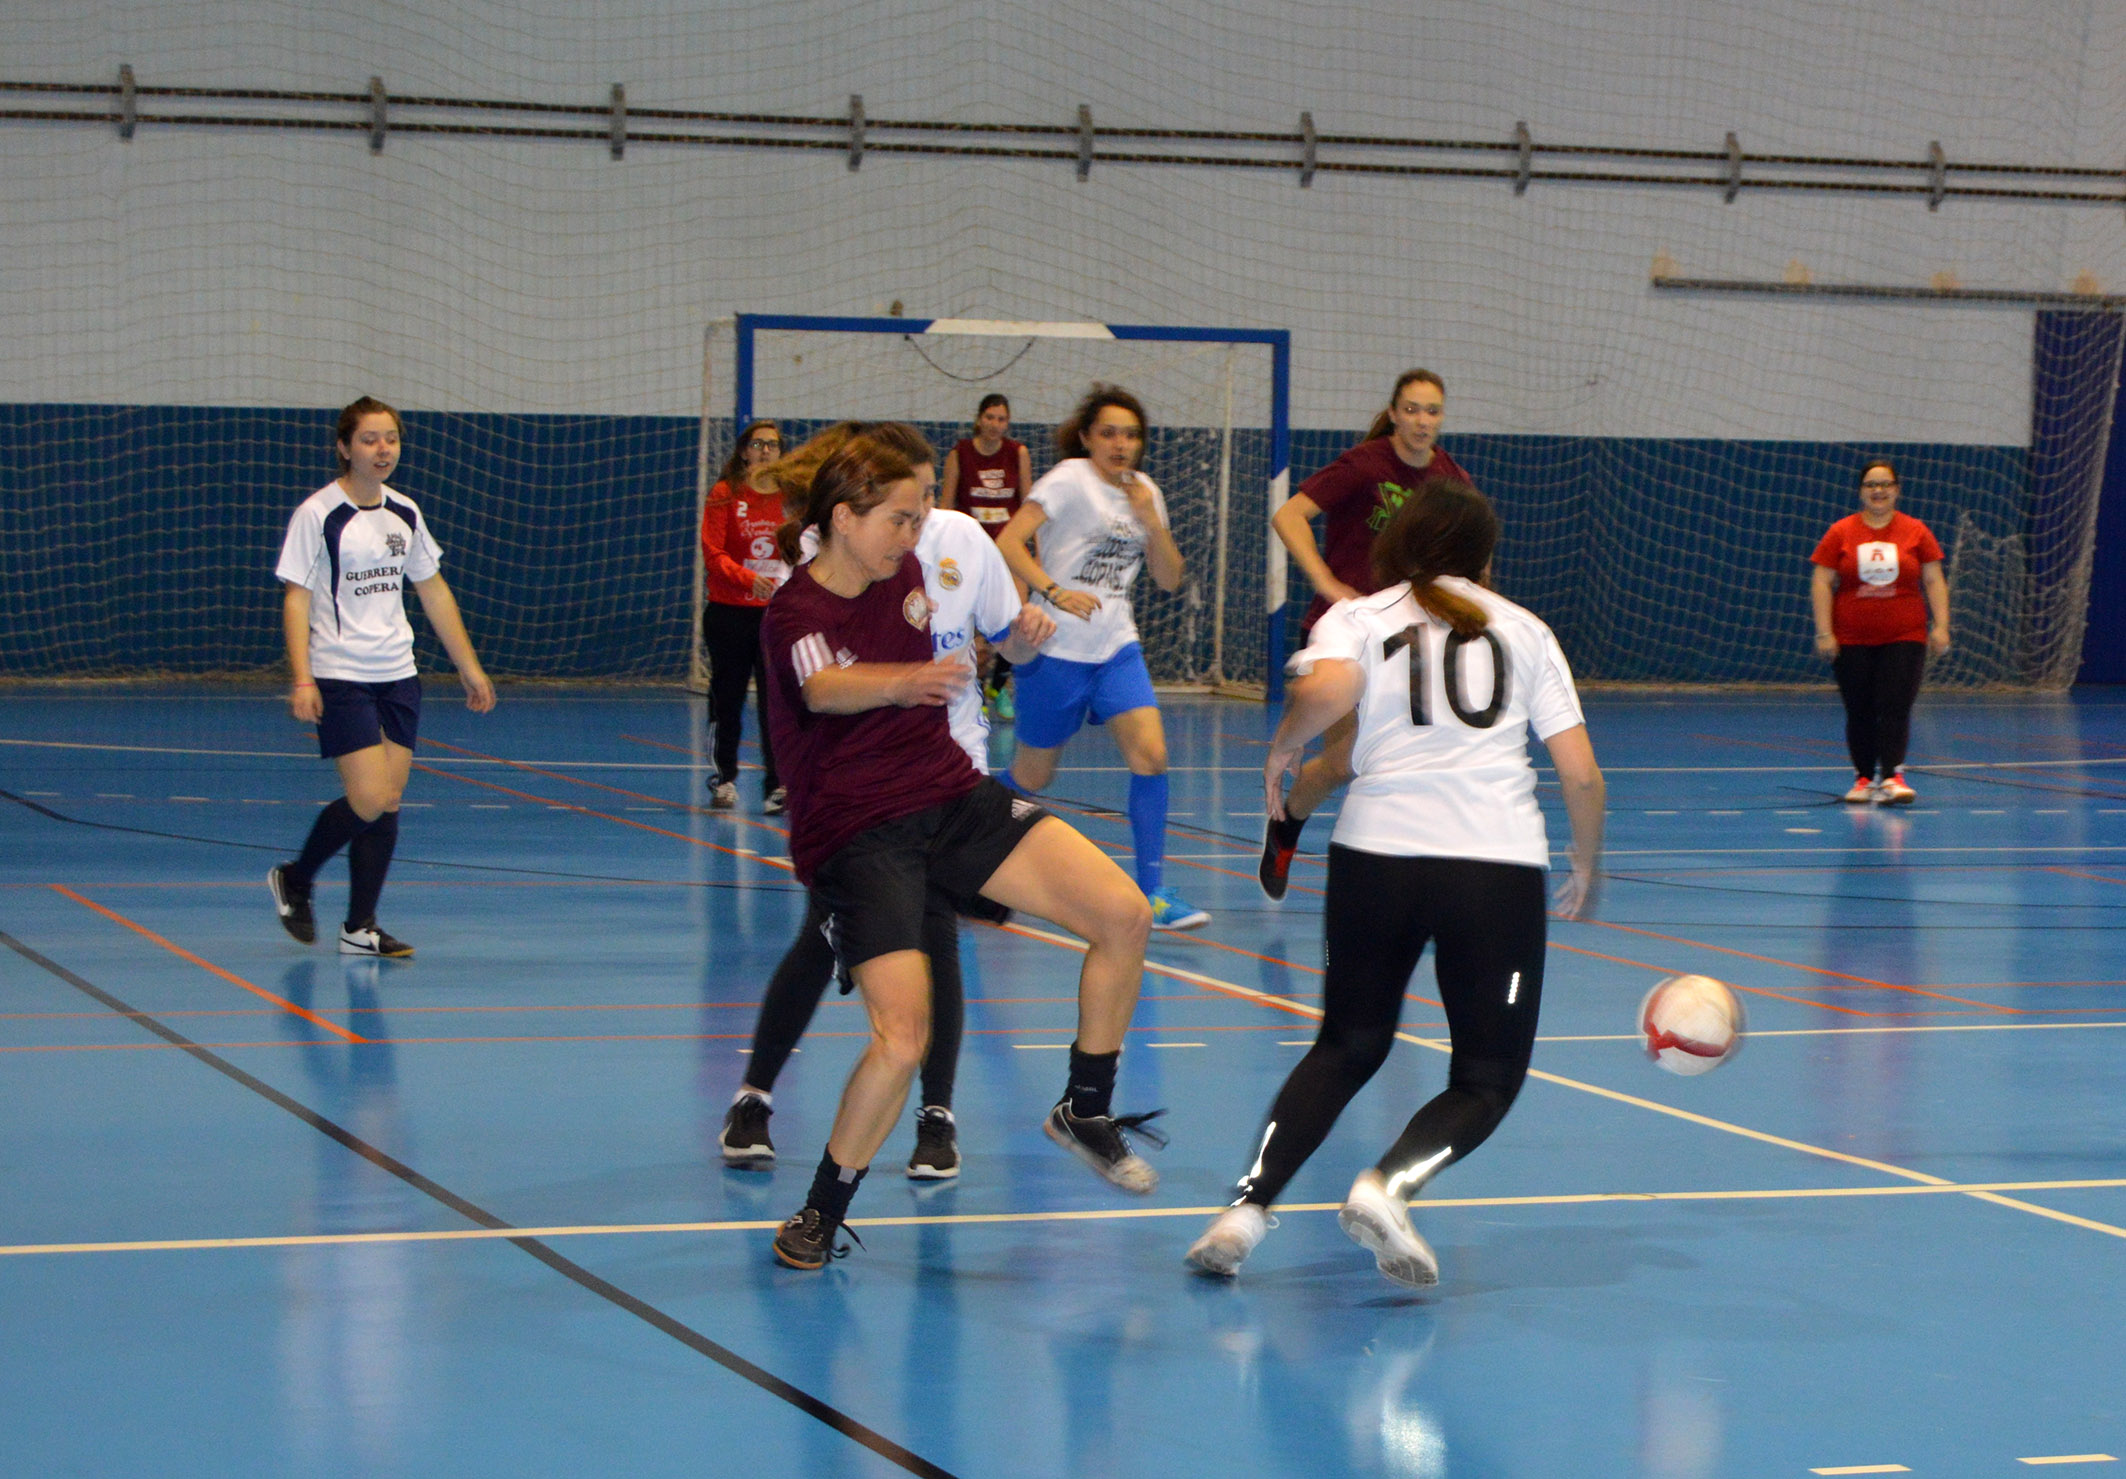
{"left": 1184, "top": 477, "right": 1605, "bottom": 1287}
{"left": 759, "top": 428, "right": 1161, "bottom": 1270}
{"left": 1258, "top": 369, "right": 1471, "bottom": 900}
{"left": 719, "top": 421, "right": 1053, "bottom": 1181}
{"left": 994, "top": 385, "right": 1209, "bottom": 931}
{"left": 267, "top": 396, "right": 496, "bottom": 958}
{"left": 1810, "top": 458, "right": 1950, "bottom": 804}
{"left": 701, "top": 419, "right": 789, "bottom": 812}
{"left": 940, "top": 393, "right": 1034, "bottom": 721}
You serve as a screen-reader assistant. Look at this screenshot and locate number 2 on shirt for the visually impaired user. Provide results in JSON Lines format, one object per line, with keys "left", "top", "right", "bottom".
{"left": 1383, "top": 624, "right": 1509, "bottom": 729}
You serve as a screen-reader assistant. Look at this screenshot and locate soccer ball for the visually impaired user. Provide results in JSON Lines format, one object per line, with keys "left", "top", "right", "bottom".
{"left": 1639, "top": 974, "right": 1744, "bottom": 1076}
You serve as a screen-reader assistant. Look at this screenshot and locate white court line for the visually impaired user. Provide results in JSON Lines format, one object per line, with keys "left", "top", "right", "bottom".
{"left": 1541, "top": 1021, "right": 2126, "bottom": 1044}
{"left": 1593, "top": 845, "right": 2126, "bottom": 857}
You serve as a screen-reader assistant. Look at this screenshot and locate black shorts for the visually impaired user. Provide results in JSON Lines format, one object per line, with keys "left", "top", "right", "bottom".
{"left": 315, "top": 677, "right": 422, "bottom": 759}
{"left": 810, "top": 778, "right": 1051, "bottom": 973}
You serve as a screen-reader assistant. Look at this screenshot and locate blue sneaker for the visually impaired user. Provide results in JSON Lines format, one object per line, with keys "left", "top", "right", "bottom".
{"left": 1147, "top": 886, "right": 1210, "bottom": 931}
{"left": 988, "top": 686, "right": 1016, "bottom": 724}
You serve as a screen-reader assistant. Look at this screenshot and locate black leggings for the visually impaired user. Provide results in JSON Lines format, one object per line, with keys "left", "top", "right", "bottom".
{"left": 1832, "top": 641, "right": 1926, "bottom": 779}
{"left": 740, "top": 891, "right": 964, "bottom": 1110}
{"left": 701, "top": 602, "right": 776, "bottom": 790}
{"left": 1234, "top": 848, "right": 1548, "bottom": 1208}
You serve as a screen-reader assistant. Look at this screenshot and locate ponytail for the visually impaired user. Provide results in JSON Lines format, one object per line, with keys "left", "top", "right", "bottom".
{"left": 772, "top": 423, "right": 929, "bottom": 565}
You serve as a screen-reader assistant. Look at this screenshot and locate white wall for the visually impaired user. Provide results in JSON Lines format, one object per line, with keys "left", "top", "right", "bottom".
{"left": 5, "top": 0, "right": 2123, "bottom": 441}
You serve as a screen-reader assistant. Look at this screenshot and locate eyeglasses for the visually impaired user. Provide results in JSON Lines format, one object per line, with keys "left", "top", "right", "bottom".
{"left": 1860, "top": 480, "right": 1898, "bottom": 490}
{"left": 745, "top": 439, "right": 782, "bottom": 452}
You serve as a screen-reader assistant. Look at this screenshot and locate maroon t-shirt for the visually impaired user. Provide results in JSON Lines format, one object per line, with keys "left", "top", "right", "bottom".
{"left": 760, "top": 553, "right": 981, "bottom": 882}
{"left": 1298, "top": 439, "right": 1471, "bottom": 626}
{"left": 949, "top": 437, "right": 1027, "bottom": 540}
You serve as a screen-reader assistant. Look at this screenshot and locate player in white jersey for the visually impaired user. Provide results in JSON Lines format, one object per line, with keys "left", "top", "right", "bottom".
{"left": 720, "top": 422, "right": 1056, "bottom": 1179}
{"left": 994, "top": 384, "right": 1209, "bottom": 932}
{"left": 266, "top": 396, "right": 496, "bottom": 959}
{"left": 1184, "top": 476, "right": 1606, "bottom": 1288}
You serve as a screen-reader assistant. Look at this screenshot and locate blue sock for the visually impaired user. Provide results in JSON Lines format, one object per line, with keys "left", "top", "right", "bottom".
{"left": 1129, "top": 772, "right": 1168, "bottom": 894}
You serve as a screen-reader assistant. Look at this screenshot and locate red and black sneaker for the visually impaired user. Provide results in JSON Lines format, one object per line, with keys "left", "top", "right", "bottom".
{"left": 1258, "top": 815, "right": 1305, "bottom": 901}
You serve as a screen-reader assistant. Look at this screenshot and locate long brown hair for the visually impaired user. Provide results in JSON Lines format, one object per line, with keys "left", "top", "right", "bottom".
{"left": 1371, "top": 476, "right": 1497, "bottom": 636}
{"left": 773, "top": 423, "right": 931, "bottom": 564}
{"left": 717, "top": 419, "right": 781, "bottom": 489}
{"left": 334, "top": 395, "right": 402, "bottom": 472}
{"left": 1055, "top": 383, "right": 1147, "bottom": 461}
{"left": 1361, "top": 369, "right": 1446, "bottom": 443}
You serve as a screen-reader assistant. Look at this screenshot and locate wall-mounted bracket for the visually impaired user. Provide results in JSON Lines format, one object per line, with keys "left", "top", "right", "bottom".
{"left": 1927, "top": 140, "right": 1945, "bottom": 211}
{"left": 1723, "top": 131, "right": 1742, "bottom": 202}
{"left": 610, "top": 83, "right": 626, "bottom": 159}
{"left": 1077, "top": 104, "right": 1094, "bottom": 180}
{"left": 1299, "top": 111, "right": 1317, "bottom": 188}
{"left": 1514, "top": 120, "right": 1533, "bottom": 195}
{"left": 847, "top": 93, "right": 864, "bottom": 171}
{"left": 368, "top": 76, "right": 386, "bottom": 153}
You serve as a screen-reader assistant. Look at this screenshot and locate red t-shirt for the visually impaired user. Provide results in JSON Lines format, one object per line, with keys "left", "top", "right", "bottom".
{"left": 760, "top": 553, "right": 981, "bottom": 882}
{"left": 1810, "top": 511, "right": 1944, "bottom": 646}
{"left": 1298, "top": 439, "right": 1471, "bottom": 625}
{"left": 701, "top": 479, "right": 791, "bottom": 608}
{"left": 949, "top": 437, "right": 1027, "bottom": 539}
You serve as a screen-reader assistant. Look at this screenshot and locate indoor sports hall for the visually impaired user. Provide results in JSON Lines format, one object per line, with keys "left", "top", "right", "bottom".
{"left": 7, "top": 4, "right": 2126, "bottom": 1477}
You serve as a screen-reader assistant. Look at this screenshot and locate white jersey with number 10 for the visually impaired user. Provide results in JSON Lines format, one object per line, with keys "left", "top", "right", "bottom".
{"left": 1289, "top": 575, "right": 1585, "bottom": 870}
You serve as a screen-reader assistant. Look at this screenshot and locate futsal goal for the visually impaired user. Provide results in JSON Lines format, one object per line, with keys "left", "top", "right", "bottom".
{"left": 708, "top": 314, "right": 1292, "bottom": 694}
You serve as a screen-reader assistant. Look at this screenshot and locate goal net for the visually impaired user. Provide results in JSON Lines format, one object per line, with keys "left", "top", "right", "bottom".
{"left": 717, "top": 316, "right": 1290, "bottom": 691}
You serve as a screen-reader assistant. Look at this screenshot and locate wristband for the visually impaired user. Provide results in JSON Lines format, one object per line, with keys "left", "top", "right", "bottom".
{"left": 1044, "top": 583, "right": 1063, "bottom": 604}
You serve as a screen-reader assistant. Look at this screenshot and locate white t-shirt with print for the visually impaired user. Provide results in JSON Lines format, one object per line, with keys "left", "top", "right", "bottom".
{"left": 1026, "top": 458, "right": 1170, "bottom": 665}
{"left": 1290, "top": 576, "right": 1585, "bottom": 870}
{"left": 797, "top": 507, "right": 1023, "bottom": 772}
{"left": 275, "top": 480, "right": 443, "bottom": 683}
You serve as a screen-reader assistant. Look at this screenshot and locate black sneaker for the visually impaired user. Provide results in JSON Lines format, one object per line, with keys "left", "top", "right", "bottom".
{"left": 772, "top": 1206, "right": 855, "bottom": 1270}
{"left": 1043, "top": 1102, "right": 1165, "bottom": 1194}
{"left": 906, "top": 1105, "right": 960, "bottom": 1180}
{"left": 1258, "top": 815, "right": 1303, "bottom": 902}
{"left": 338, "top": 922, "right": 413, "bottom": 958}
{"left": 720, "top": 1093, "right": 775, "bottom": 1168}
{"left": 267, "top": 865, "right": 316, "bottom": 944}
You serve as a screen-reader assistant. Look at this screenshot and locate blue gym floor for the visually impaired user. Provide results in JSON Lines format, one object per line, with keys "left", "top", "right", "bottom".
{"left": 3, "top": 686, "right": 2124, "bottom": 1477}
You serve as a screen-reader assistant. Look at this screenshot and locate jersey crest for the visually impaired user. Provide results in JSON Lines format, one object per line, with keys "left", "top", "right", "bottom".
{"left": 936, "top": 556, "right": 962, "bottom": 590}
{"left": 385, "top": 530, "right": 408, "bottom": 557}
{"left": 904, "top": 590, "right": 934, "bottom": 630}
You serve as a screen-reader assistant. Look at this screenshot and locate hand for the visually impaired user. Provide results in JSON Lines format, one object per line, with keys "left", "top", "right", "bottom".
{"left": 289, "top": 683, "right": 322, "bottom": 722}
{"left": 462, "top": 668, "right": 497, "bottom": 713}
{"left": 1118, "top": 471, "right": 1160, "bottom": 522}
{"left": 890, "top": 656, "right": 973, "bottom": 708}
{"left": 1927, "top": 629, "right": 1950, "bottom": 658}
{"left": 1814, "top": 633, "right": 1839, "bottom": 661}
{"left": 1010, "top": 602, "right": 1057, "bottom": 650}
{"left": 1050, "top": 586, "right": 1101, "bottom": 620}
{"left": 1263, "top": 737, "right": 1306, "bottom": 820}
{"left": 751, "top": 572, "right": 779, "bottom": 601}
{"left": 1549, "top": 864, "right": 1600, "bottom": 921}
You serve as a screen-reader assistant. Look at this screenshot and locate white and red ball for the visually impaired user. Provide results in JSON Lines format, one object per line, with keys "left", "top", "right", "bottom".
{"left": 1639, "top": 974, "right": 1744, "bottom": 1076}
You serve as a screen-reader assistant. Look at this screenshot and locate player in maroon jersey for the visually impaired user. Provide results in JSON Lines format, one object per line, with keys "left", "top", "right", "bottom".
{"left": 941, "top": 394, "right": 1034, "bottom": 721}
{"left": 757, "top": 427, "right": 1163, "bottom": 1271}
{"left": 1258, "top": 369, "right": 1472, "bottom": 900}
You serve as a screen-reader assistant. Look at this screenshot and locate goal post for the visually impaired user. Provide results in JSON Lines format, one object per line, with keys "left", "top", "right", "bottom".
{"left": 726, "top": 313, "right": 1291, "bottom": 695}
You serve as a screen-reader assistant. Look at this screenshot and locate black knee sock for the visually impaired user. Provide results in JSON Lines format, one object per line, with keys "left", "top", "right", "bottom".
{"left": 805, "top": 1147, "right": 867, "bottom": 1223}
{"left": 344, "top": 810, "right": 398, "bottom": 930}
{"left": 744, "top": 898, "right": 838, "bottom": 1092}
{"left": 1270, "top": 812, "right": 1306, "bottom": 848}
{"left": 1065, "top": 1044, "right": 1119, "bottom": 1119}
{"left": 287, "top": 798, "right": 367, "bottom": 891}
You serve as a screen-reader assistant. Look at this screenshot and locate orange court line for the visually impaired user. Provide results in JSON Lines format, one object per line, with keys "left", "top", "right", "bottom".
{"left": 47, "top": 885, "right": 364, "bottom": 1044}
{"left": 424, "top": 737, "right": 792, "bottom": 844}
{"left": 1547, "top": 938, "right": 1878, "bottom": 1017}
{"left": 2047, "top": 866, "right": 2126, "bottom": 888}
{"left": 410, "top": 763, "right": 783, "bottom": 866}
{"left": 1576, "top": 918, "right": 2020, "bottom": 1015}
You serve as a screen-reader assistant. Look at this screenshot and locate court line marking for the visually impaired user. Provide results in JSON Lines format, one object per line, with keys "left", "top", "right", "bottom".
{"left": 47, "top": 885, "right": 363, "bottom": 1044}
{"left": 2017, "top": 1458, "right": 2118, "bottom": 1467}
{"left": 1811, "top": 1466, "right": 1910, "bottom": 1475}
{"left": 8, "top": 1178, "right": 2126, "bottom": 1258}
{"left": 1001, "top": 922, "right": 2126, "bottom": 1242}
{"left": 409, "top": 763, "right": 784, "bottom": 869}
{"left": 0, "top": 927, "right": 956, "bottom": 1479}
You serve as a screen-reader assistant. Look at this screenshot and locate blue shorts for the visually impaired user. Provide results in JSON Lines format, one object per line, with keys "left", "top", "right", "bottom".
{"left": 1012, "top": 644, "right": 1158, "bottom": 750}
{"left": 316, "top": 677, "right": 422, "bottom": 759}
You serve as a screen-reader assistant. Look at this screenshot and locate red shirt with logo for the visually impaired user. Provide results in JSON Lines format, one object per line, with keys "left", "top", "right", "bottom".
{"left": 701, "top": 479, "right": 792, "bottom": 607}
{"left": 1299, "top": 438, "right": 1471, "bottom": 625}
{"left": 949, "top": 437, "right": 1027, "bottom": 538}
{"left": 760, "top": 553, "right": 981, "bottom": 881}
{"left": 1810, "top": 511, "right": 1944, "bottom": 646}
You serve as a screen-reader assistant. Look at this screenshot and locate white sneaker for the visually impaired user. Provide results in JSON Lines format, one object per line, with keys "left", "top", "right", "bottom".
{"left": 1875, "top": 772, "right": 1916, "bottom": 805}
{"left": 1185, "top": 1203, "right": 1269, "bottom": 1277}
{"left": 1338, "top": 1169, "right": 1438, "bottom": 1288}
{"left": 1841, "top": 775, "right": 1876, "bottom": 804}
{"left": 709, "top": 781, "right": 738, "bottom": 810}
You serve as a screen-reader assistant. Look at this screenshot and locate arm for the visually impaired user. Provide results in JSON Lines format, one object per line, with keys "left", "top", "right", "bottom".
{"left": 1271, "top": 492, "right": 1361, "bottom": 605}
{"left": 1263, "top": 659, "right": 1365, "bottom": 818}
{"left": 998, "top": 501, "right": 1101, "bottom": 621}
{"left": 1125, "top": 475, "right": 1186, "bottom": 593}
{"left": 799, "top": 657, "right": 969, "bottom": 714}
{"left": 1016, "top": 445, "right": 1033, "bottom": 507}
{"left": 938, "top": 450, "right": 960, "bottom": 511}
{"left": 702, "top": 486, "right": 773, "bottom": 600}
{"left": 412, "top": 573, "right": 497, "bottom": 712}
{"left": 1810, "top": 564, "right": 1839, "bottom": 660}
{"left": 281, "top": 583, "right": 322, "bottom": 721}
{"left": 1922, "top": 560, "right": 1950, "bottom": 657}
{"left": 1541, "top": 724, "right": 1606, "bottom": 920}
{"left": 992, "top": 602, "right": 1057, "bottom": 666}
